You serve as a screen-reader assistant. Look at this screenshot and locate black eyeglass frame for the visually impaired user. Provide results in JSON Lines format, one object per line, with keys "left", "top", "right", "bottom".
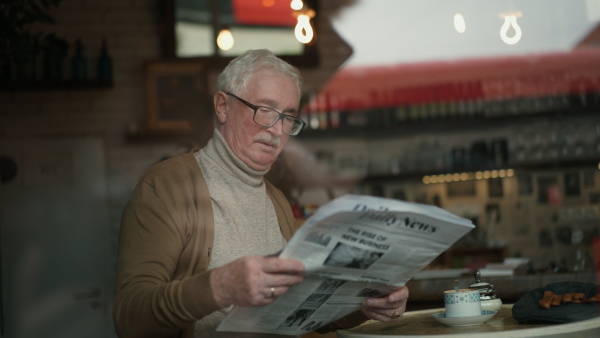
{"left": 225, "top": 92, "right": 306, "bottom": 136}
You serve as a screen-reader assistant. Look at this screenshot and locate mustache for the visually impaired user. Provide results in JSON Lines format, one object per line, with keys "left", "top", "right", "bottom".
{"left": 254, "top": 133, "right": 281, "bottom": 147}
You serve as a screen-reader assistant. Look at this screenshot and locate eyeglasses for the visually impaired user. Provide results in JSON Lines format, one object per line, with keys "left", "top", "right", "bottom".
{"left": 226, "top": 92, "right": 306, "bottom": 136}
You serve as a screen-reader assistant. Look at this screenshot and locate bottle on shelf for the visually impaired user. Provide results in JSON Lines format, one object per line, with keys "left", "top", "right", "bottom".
{"left": 71, "top": 38, "right": 87, "bottom": 81}
{"left": 308, "top": 92, "right": 320, "bottom": 130}
{"left": 317, "top": 92, "right": 328, "bottom": 130}
{"left": 329, "top": 93, "right": 340, "bottom": 129}
{"left": 97, "top": 38, "right": 113, "bottom": 82}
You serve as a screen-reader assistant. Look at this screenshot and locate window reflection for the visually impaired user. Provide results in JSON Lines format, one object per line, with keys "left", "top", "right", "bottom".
{"left": 175, "top": 0, "right": 304, "bottom": 57}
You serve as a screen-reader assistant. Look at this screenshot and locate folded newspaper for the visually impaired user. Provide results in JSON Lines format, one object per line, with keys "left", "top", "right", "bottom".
{"left": 217, "top": 194, "right": 475, "bottom": 335}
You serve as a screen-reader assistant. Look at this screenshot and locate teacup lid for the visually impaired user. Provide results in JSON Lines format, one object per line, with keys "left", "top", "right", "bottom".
{"left": 469, "top": 271, "right": 498, "bottom": 299}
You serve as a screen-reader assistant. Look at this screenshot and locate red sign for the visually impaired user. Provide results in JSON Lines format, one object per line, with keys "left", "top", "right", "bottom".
{"left": 317, "top": 49, "right": 600, "bottom": 111}
{"left": 232, "top": 0, "right": 296, "bottom": 27}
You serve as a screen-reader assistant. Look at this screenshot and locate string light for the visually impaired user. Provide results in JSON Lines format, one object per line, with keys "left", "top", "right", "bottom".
{"left": 290, "top": 0, "right": 303, "bottom": 10}
{"left": 217, "top": 28, "right": 234, "bottom": 51}
{"left": 294, "top": 9, "right": 315, "bottom": 44}
{"left": 422, "top": 169, "right": 515, "bottom": 184}
{"left": 499, "top": 12, "right": 522, "bottom": 45}
{"left": 454, "top": 13, "right": 466, "bottom": 33}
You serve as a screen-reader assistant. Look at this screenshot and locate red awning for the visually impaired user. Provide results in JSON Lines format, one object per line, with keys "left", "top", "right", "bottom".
{"left": 232, "top": 0, "right": 296, "bottom": 27}
{"left": 312, "top": 48, "right": 600, "bottom": 112}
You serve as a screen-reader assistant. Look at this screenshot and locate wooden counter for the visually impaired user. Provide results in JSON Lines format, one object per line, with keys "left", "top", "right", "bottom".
{"left": 337, "top": 304, "right": 600, "bottom": 337}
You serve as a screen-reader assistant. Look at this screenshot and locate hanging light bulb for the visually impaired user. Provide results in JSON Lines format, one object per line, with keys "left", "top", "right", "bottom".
{"left": 499, "top": 12, "right": 522, "bottom": 45}
{"left": 295, "top": 14, "right": 313, "bottom": 44}
{"left": 454, "top": 13, "right": 466, "bottom": 33}
{"left": 290, "top": 0, "right": 303, "bottom": 10}
{"left": 217, "top": 28, "right": 234, "bottom": 51}
{"left": 294, "top": 9, "right": 315, "bottom": 44}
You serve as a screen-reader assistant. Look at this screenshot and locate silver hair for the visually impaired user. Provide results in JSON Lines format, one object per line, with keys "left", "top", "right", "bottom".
{"left": 216, "top": 49, "right": 303, "bottom": 98}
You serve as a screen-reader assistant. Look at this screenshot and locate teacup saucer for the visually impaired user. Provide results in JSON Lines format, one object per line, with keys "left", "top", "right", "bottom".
{"left": 432, "top": 310, "right": 497, "bottom": 327}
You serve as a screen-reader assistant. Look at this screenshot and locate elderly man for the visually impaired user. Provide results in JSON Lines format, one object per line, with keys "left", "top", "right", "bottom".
{"left": 113, "top": 49, "right": 408, "bottom": 338}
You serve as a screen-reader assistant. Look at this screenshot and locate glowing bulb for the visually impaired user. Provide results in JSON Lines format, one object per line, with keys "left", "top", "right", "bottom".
{"left": 295, "top": 14, "right": 313, "bottom": 44}
{"left": 217, "top": 29, "right": 234, "bottom": 51}
{"left": 499, "top": 12, "right": 522, "bottom": 45}
{"left": 263, "top": 0, "right": 275, "bottom": 7}
{"left": 454, "top": 13, "right": 466, "bottom": 33}
{"left": 291, "top": 0, "right": 303, "bottom": 10}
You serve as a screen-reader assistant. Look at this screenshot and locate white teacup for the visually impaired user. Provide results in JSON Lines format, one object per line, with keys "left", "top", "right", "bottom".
{"left": 443, "top": 288, "right": 481, "bottom": 317}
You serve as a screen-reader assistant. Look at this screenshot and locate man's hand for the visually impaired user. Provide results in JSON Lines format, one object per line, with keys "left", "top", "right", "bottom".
{"left": 210, "top": 255, "right": 305, "bottom": 308}
{"left": 361, "top": 286, "right": 409, "bottom": 322}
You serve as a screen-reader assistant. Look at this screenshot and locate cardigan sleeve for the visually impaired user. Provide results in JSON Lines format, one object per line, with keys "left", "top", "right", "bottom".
{"left": 113, "top": 162, "right": 220, "bottom": 338}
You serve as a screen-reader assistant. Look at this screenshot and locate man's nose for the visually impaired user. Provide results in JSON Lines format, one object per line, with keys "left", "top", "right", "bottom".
{"left": 266, "top": 117, "right": 284, "bottom": 136}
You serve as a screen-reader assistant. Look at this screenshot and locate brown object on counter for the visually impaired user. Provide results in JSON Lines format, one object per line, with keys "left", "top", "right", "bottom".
{"left": 572, "top": 293, "right": 586, "bottom": 303}
{"left": 583, "top": 294, "right": 600, "bottom": 303}
{"left": 563, "top": 292, "right": 574, "bottom": 303}
{"left": 551, "top": 294, "right": 564, "bottom": 306}
{"left": 538, "top": 291, "right": 600, "bottom": 308}
{"left": 539, "top": 291, "right": 554, "bottom": 309}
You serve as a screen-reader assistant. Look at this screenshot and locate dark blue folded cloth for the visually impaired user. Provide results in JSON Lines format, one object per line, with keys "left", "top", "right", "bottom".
{"left": 512, "top": 281, "right": 600, "bottom": 324}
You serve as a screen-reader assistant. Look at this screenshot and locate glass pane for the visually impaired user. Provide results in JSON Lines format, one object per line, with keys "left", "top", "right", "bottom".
{"left": 220, "top": 26, "right": 303, "bottom": 57}
{"left": 176, "top": 22, "right": 214, "bottom": 57}
{"left": 175, "top": 0, "right": 306, "bottom": 57}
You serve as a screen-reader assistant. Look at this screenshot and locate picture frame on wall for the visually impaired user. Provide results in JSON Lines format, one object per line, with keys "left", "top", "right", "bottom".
{"left": 583, "top": 171, "right": 595, "bottom": 188}
{"left": 485, "top": 203, "right": 501, "bottom": 223}
{"left": 564, "top": 172, "right": 581, "bottom": 197}
{"left": 446, "top": 180, "right": 476, "bottom": 197}
{"left": 144, "top": 61, "right": 213, "bottom": 133}
{"left": 488, "top": 178, "right": 504, "bottom": 198}
{"left": 517, "top": 175, "right": 533, "bottom": 195}
{"left": 537, "top": 176, "right": 558, "bottom": 204}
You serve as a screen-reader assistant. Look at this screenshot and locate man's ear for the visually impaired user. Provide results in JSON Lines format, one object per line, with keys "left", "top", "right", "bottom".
{"left": 214, "top": 91, "right": 228, "bottom": 123}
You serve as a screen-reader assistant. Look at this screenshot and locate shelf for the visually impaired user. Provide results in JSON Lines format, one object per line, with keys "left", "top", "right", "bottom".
{"left": 297, "top": 107, "right": 598, "bottom": 141}
{"left": 0, "top": 79, "right": 113, "bottom": 91}
{"left": 294, "top": 103, "right": 599, "bottom": 184}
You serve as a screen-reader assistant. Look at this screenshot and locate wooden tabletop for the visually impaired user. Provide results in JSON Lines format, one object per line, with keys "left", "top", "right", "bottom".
{"left": 337, "top": 305, "right": 600, "bottom": 337}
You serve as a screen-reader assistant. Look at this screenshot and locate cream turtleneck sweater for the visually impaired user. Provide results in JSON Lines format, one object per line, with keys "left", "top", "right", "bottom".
{"left": 193, "top": 129, "right": 289, "bottom": 337}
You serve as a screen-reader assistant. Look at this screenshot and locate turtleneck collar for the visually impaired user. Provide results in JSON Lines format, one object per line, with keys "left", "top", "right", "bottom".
{"left": 201, "top": 128, "right": 269, "bottom": 187}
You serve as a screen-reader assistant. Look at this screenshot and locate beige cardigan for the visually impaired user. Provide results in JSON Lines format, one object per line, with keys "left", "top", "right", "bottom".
{"left": 113, "top": 151, "right": 366, "bottom": 338}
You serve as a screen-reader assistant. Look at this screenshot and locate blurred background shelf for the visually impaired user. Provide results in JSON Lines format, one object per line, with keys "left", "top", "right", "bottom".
{"left": 297, "top": 106, "right": 600, "bottom": 141}
{"left": 0, "top": 80, "right": 113, "bottom": 91}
